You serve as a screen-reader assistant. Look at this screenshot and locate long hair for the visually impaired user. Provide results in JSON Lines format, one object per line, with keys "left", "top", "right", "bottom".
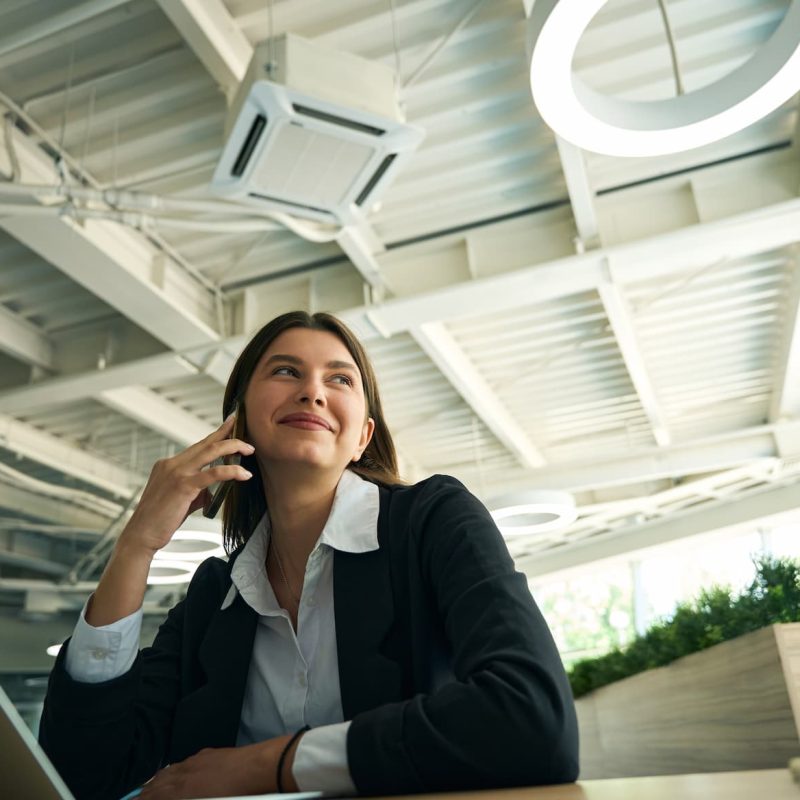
{"left": 221, "top": 310, "right": 405, "bottom": 553}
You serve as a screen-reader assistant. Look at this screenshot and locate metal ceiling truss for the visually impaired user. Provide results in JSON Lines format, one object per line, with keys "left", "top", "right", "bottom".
{"left": 0, "top": 0, "right": 797, "bottom": 601}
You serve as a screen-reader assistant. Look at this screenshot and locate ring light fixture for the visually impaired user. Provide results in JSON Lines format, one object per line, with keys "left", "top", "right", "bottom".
{"left": 146, "top": 559, "right": 195, "bottom": 586}
{"left": 153, "top": 530, "right": 225, "bottom": 562}
{"left": 527, "top": 0, "right": 800, "bottom": 157}
{"left": 489, "top": 489, "right": 578, "bottom": 537}
{"left": 148, "top": 515, "right": 225, "bottom": 584}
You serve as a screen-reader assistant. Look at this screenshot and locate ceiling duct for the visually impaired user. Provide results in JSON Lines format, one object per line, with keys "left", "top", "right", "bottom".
{"left": 210, "top": 34, "right": 425, "bottom": 225}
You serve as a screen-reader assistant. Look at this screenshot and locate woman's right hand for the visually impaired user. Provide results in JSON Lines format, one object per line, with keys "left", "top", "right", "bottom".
{"left": 118, "top": 414, "right": 255, "bottom": 556}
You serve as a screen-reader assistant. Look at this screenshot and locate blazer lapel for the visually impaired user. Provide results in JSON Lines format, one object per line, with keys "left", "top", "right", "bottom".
{"left": 170, "top": 589, "right": 257, "bottom": 761}
{"left": 334, "top": 485, "right": 404, "bottom": 720}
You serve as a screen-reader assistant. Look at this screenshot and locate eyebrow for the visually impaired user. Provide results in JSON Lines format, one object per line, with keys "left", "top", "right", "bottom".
{"left": 264, "top": 354, "right": 358, "bottom": 372}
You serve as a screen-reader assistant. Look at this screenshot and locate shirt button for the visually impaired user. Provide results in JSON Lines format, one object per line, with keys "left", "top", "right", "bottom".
{"left": 91, "top": 648, "right": 108, "bottom": 660}
{"left": 305, "top": 595, "right": 316, "bottom": 607}
{"left": 298, "top": 672, "right": 307, "bottom": 687}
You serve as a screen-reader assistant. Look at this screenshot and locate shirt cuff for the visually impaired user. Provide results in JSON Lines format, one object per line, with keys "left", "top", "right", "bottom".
{"left": 292, "top": 721, "right": 356, "bottom": 796}
{"left": 63, "top": 595, "right": 143, "bottom": 684}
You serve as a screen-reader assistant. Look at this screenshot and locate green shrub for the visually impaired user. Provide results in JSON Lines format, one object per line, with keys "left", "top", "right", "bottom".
{"left": 567, "top": 556, "right": 800, "bottom": 698}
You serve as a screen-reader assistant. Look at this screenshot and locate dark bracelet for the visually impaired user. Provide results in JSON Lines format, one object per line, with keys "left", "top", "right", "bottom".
{"left": 276, "top": 724, "right": 310, "bottom": 793}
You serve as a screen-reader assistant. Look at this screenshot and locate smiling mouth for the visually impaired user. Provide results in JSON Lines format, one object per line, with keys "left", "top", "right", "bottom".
{"left": 280, "top": 420, "right": 331, "bottom": 431}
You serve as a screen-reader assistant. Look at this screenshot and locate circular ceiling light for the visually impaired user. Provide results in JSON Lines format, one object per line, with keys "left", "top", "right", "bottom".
{"left": 147, "top": 515, "right": 225, "bottom": 585}
{"left": 153, "top": 530, "right": 225, "bottom": 562}
{"left": 527, "top": 0, "right": 800, "bottom": 157}
{"left": 489, "top": 490, "right": 578, "bottom": 536}
{"left": 146, "top": 559, "right": 195, "bottom": 586}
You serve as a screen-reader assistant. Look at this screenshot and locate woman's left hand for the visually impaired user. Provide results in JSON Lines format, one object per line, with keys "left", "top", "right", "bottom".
{"left": 138, "top": 735, "right": 298, "bottom": 799}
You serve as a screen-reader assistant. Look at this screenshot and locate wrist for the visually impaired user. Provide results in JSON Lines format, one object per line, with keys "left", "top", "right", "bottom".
{"left": 113, "top": 533, "right": 158, "bottom": 564}
{"left": 277, "top": 727, "right": 308, "bottom": 793}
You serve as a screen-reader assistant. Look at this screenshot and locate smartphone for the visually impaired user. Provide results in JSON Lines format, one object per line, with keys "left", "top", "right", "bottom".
{"left": 203, "top": 402, "right": 247, "bottom": 519}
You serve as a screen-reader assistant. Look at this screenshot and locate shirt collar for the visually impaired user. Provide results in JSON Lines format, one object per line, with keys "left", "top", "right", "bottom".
{"left": 221, "top": 469, "right": 379, "bottom": 611}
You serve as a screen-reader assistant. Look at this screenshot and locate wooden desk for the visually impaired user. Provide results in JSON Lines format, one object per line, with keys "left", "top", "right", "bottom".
{"left": 372, "top": 769, "right": 798, "bottom": 800}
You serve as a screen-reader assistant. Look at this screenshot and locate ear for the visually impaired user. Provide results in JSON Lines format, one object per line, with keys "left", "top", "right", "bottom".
{"left": 353, "top": 417, "right": 375, "bottom": 461}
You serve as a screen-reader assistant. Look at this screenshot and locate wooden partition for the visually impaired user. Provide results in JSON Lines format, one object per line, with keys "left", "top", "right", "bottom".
{"left": 575, "top": 623, "right": 800, "bottom": 779}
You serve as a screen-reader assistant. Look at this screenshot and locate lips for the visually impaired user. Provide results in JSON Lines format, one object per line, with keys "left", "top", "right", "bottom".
{"left": 279, "top": 412, "right": 333, "bottom": 431}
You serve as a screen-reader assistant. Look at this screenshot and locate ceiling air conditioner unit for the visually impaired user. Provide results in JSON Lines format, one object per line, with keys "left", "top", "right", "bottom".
{"left": 210, "top": 34, "right": 424, "bottom": 225}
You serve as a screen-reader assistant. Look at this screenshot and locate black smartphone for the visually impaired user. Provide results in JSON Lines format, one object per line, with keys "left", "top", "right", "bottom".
{"left": 203, "top": 403, "right": 247, "bottom": 519}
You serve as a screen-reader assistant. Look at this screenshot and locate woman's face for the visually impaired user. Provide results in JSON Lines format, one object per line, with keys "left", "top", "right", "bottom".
{"left": 243, "top": 327, "right": 375, "bottom": 475}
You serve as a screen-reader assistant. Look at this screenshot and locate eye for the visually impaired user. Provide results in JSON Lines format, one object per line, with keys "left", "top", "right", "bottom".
{"left": 332, "top": 374, "right": 353, "bottom": 386}
{"left": 272, "top": 366, "right": 298, "bottom": 377}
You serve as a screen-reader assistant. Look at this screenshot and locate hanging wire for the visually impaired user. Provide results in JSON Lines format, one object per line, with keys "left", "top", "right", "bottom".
{"left": 79, "top": 85, "right": 97, "bottom": 173}
{"left": 404, "top": 0, "right": 488, "bottom": 89}
{"left": 388, "top": 0, "right": 403, "bottom": 89}
{"left": 470, "top": 413, "right": 487, "bottom": 500}
{"left": 111, "top": 115, "right": 119, "bottom": 187}
{"left": 656, "top": 0, "right": 685, "bottom": 96}
{"left": 267, "top": 0, "right": 275, "bottom": 76}
{"left": 58, "top": 41, "right": 76, "bottom": 154}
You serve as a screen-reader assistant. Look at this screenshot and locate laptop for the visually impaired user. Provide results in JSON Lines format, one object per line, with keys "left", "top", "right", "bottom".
{"left": 0, "top": 682, "right": 324, "bottom": 800}
{"left": 0, "top": 682, "right": 75, "bottom": 800}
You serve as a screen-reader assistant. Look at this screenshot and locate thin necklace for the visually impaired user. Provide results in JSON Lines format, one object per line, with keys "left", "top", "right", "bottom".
{"left": 270, "top": 538, "right": 301, "bottom": 606}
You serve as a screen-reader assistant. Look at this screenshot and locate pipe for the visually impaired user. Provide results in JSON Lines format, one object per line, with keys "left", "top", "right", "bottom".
{"left": 0, "top": 199, "right": 283, "bottom": 233}
{"left": 0, "top": 182, "right": 342, "bottom": 239}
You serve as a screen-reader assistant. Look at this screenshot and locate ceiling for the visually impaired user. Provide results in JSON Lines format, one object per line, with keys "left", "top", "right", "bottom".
{"left": 0, "top": 0, "right": 799, "bottom": 669}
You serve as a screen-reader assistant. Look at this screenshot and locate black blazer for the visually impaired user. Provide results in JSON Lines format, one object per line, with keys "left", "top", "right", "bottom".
{"left": 39, "top": 474, "right": 579, "bottom": 800}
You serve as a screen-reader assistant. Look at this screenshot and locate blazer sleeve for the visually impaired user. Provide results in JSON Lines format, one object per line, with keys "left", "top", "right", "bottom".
{"left": 347, "top": 475, "right": 579, "bottom": 794}
{"left": 38, "top": 558, "right": 220, "bottom": 800}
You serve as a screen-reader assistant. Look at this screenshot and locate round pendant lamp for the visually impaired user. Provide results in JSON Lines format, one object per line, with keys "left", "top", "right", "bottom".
{"left": 489, "top": 489, "right": 578, "bottom": 536}
{"left": 147, "top": 514, "right": 224, "bottom": 585}
{"left": 527, "top": 0, "right": 800, "bottom": 157}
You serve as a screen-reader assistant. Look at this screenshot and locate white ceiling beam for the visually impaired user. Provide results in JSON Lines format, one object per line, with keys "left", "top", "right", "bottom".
{"left": 0, "top": 482, "right": 113, "bottom": 531}
{"left": 0, "top": 352, "right": 197, "bottom": 414}
{"left": 196, "top": 344, "right": 239, "bottom": 385}
{"left": 597, "top": 266, "right": 671, "bottom": 447}
{"left": 0, "top": 0, "right": 134, "bottom": 59}
{"left": 0, "top": 121, "right": 222, "bottom": 352}
{"left": 0, "top": 547, "right": 70, "bottom": 577}
{"left": 337, "top": 224, "right": 390, "bottom": 293}
{"left": 481, "top": 421, "right": 800, "bottom": 495}
{"left": 769, "top": 252, "right": 800, "bottom": 421}
{"left": 0, "top": 304, "right": 54, "bottom": 369}
{"left": 342, "top": 195, "right": 800, "bottom": 342}
{"left": 555, "top": 136, "right": 599, "bottom": 248}
{"left": 0, "top": 412, "right": 141, "bottom": 497}
{"left": 155, "top": 0, "right": 253, "bottom": 98}
{"left": 412, "top": 322, "right": 546, "bottom": 469}
{"left": 1, "top": 214, "right": 221, "bottom": 350}
{"left": 518, "top": 479, "right": 800, "bottom": 579}
{"left": 99, "top": 386, "right": 214, "bottom": 446}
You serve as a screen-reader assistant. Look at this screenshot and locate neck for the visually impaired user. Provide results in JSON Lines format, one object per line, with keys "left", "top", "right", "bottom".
{"left": 259, "top": 461, "right": 344, "bottom": 567}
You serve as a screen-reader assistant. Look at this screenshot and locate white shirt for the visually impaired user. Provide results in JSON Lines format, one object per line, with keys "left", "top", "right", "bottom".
{"left": 65, "top": 468, "right": 381, "bottom": 795}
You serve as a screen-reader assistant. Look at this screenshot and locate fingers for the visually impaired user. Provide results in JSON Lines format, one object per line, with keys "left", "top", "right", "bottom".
{"left": 201, "top": 464, "right": 253, "bottom": 486}
{"left": 181, "top": 429, "right": 254, "bottom": 475}
{"left": 181, "top": 413, "right": 240, "bottom": 460}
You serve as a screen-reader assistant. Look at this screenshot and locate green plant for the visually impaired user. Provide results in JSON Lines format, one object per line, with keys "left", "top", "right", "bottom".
{"left": 567, "top": 556, "right": 800, "bottom": 698}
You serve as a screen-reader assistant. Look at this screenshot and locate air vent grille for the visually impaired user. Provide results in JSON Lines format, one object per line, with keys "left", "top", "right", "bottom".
{"left": 231, "top": 114, "right": 267, "bottom": 177}
{"left": 355, "top": 153, "right": 398, "bottom": 207}
{"left": 292, "top": 103, "right": 386, "bottom": 136}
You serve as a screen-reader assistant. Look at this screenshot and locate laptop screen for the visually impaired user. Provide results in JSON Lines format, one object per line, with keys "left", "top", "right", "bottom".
{"left": 0, "top": 683, "right": 75, "bottom": 800}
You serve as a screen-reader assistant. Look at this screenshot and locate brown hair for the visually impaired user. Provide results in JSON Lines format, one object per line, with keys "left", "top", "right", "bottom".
{"left": 220, "top": 310, "right": 405, "bottom": 553}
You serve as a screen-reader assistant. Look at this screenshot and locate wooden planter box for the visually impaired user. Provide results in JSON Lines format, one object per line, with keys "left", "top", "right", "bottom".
{"left": 575, "top": 623, "right": 800, "bottom": 779}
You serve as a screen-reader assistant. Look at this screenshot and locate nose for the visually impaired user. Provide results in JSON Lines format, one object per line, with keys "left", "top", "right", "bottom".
{"left": 295, "top": 373, "right": 326, "bottom": 406}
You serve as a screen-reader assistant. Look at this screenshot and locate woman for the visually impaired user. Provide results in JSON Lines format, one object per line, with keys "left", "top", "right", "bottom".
{"left": 39, "top": 311, "right": 579, "bottom": 800}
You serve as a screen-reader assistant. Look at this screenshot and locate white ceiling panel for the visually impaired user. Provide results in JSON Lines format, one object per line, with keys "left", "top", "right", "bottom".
{"left": 0, "top": 0, "right": 797, "bottom": 623}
